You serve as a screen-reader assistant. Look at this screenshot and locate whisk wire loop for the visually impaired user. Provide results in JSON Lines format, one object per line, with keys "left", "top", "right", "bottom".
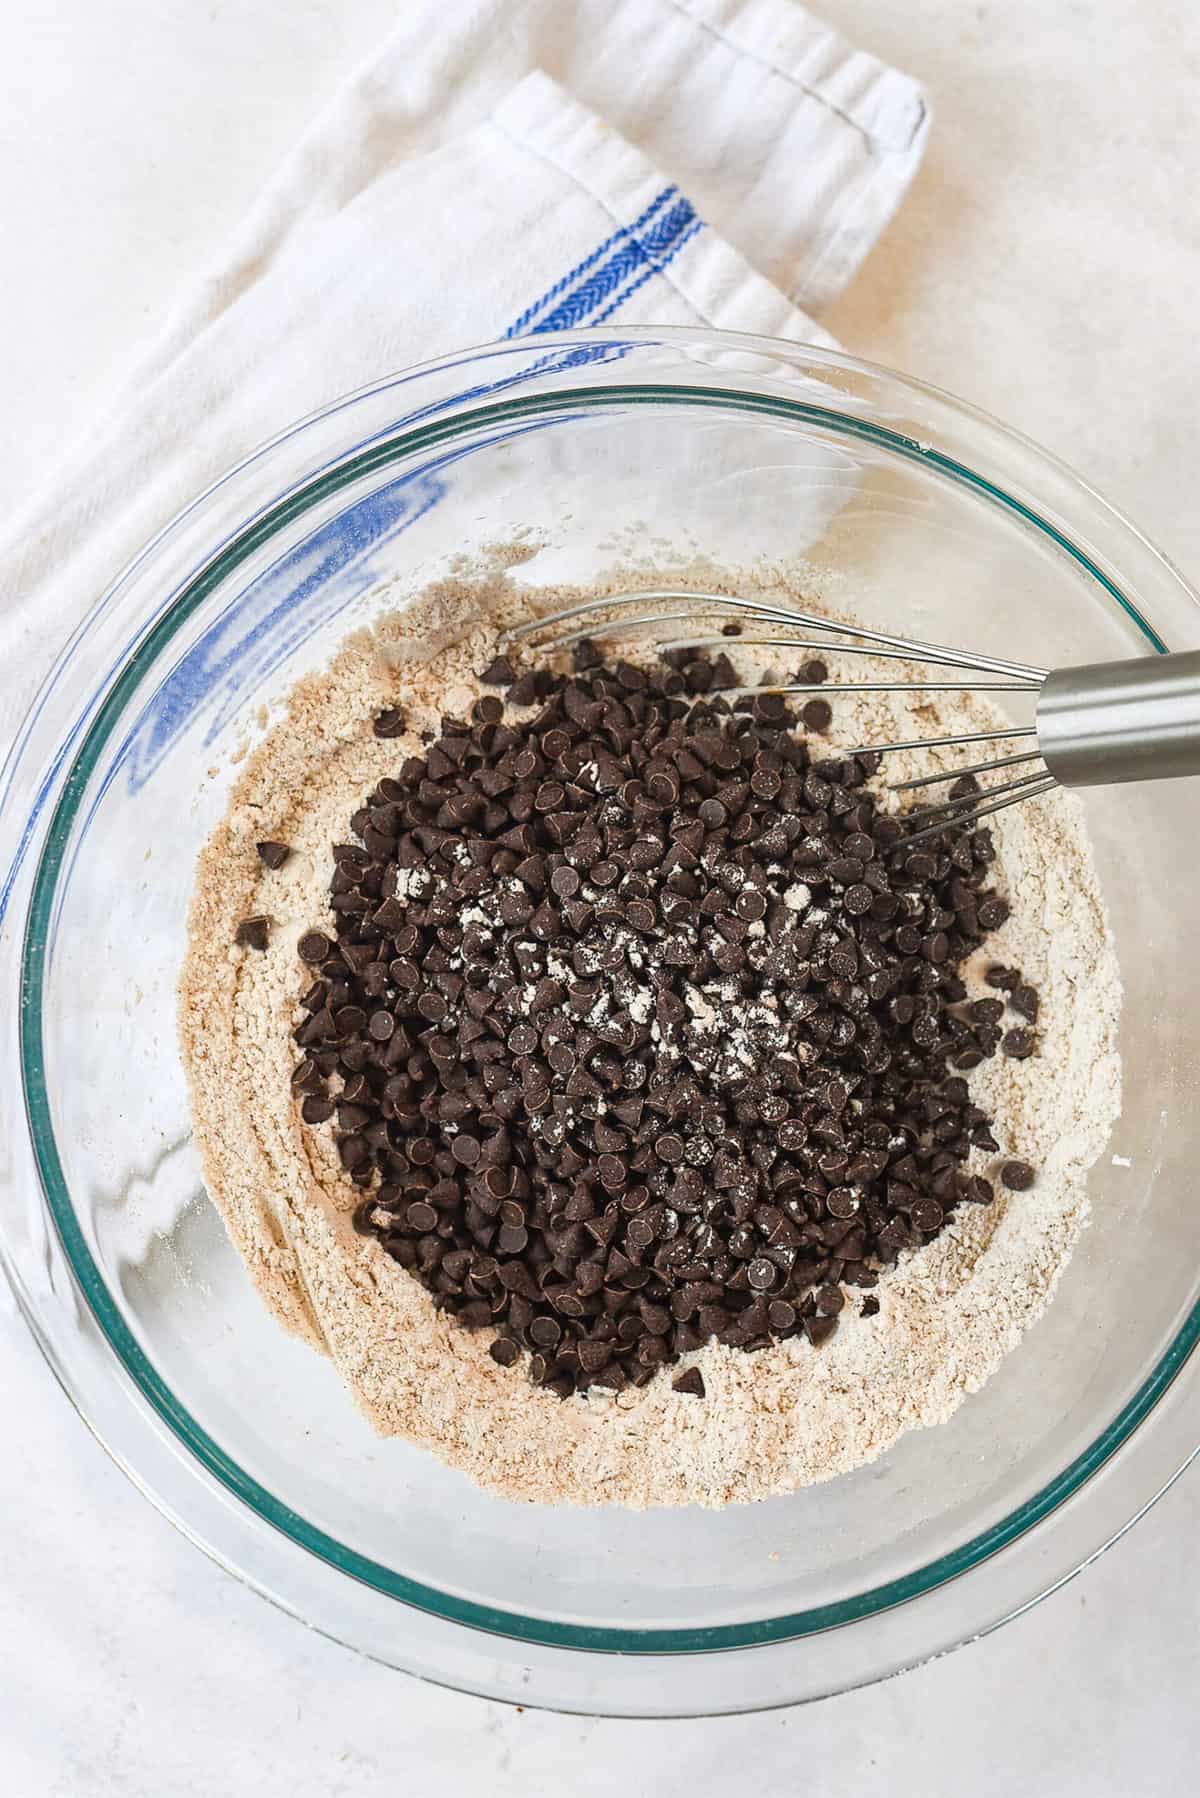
{"left": 505, "top": 588, "right": 1200, "bottom": 836}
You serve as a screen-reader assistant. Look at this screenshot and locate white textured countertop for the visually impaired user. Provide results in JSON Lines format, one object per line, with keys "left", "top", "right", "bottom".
{"left": 2, "top": 1, "right": 1197, "bottom": 1789}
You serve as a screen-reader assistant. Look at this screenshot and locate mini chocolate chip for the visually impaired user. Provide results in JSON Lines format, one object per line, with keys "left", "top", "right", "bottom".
{"left": 235, "top": 916, "right": 270, "bottom": 950}
{"left": 256, "top": 841, "right": 291, "bottom": 869}
{"left": 968, "top": 998, "right": 1004, "bottom": 1024}
{"left": 1000, "top": 1159, "right": 1036, "bottom": 1190}
{"left": 452, "top": 1134, "right": 481, "bottom": 1167}
{"left": 803, "top": 1314, "right": 838, "bottom": 1346}
{"left": 1002, "top": 1028, "right": 1035, "bottom": 1059}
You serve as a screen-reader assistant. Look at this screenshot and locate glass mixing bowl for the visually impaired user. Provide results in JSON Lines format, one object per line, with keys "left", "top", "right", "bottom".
{"left": 2, "top": 330, "right": 1198, "bottom": 1716}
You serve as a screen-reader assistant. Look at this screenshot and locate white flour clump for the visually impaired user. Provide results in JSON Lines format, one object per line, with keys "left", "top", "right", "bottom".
{"left": 179, "top": 559, "right": 1122, "bottom": 1509}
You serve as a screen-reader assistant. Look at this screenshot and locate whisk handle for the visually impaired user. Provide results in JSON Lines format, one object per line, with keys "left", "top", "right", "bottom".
{"left": 1038, "top": 649, "right": 1200, "bottom": 788}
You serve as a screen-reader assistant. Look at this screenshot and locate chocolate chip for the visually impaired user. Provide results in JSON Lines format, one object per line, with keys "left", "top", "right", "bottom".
{"left": 256, "top": 841, "right": 291, "bottom": 869}
{"left": 969, "top": 998, "right": 1004, "bottom": 1024}
{"left": 803, "top": 1314, "right": 838, "bottom": 1346}
{"left": 452, "top": 1134, "right": 481, "bottom": 1167}
{"left": 672, "top": 1368, "right": 705, "bottom": 1397}
{"left": 480, "top": 655, "right": 516, "bottom": 686}
{"left": 1012, "top": 984, "right": 1039, "bottom": 1023}
{"left": 298, "top": 931, "right": 331, "bottom": 964}
{"left": 373, "top": 707, "right": 407, "bottom": 738}
{"left": 235, "top": 916, "right": 270, "bottom": 950}
{"left": 1002, "top": 1028, "right": 1036, "bottom": 1059}
{"left": 1000, "top": 1159, "right": 1036, "bottom": 1190}
{"left": 802, "top": 698, "right": 832, "bottom": 732}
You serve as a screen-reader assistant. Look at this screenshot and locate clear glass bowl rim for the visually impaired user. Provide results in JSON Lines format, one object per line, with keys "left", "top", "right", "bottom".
{"left": 6, "top": 327, "right": 1199, "bottom": 1663}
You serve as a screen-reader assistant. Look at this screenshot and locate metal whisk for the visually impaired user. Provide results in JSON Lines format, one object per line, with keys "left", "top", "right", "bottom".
{"left": 505, "top": 589, "right": 1200, "bottom": 838}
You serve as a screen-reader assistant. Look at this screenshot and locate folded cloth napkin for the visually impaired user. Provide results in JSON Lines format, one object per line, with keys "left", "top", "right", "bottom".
{"left": 0, "top": 0, "right": 927, "bottom": 755}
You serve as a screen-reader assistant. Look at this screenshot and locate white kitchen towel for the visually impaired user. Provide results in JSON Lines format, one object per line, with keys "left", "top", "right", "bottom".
{"left": 0, "top": 0, "right": 927, "bottom": 753}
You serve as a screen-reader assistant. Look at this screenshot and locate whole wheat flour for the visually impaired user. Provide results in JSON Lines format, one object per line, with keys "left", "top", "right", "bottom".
{"left": 179, "top": 559, "right": 1122, "bottom": 1508}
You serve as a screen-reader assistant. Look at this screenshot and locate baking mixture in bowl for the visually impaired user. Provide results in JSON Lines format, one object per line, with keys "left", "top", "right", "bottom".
{"left": 180, "top": 555, "right": 1121, "bottom": 1507}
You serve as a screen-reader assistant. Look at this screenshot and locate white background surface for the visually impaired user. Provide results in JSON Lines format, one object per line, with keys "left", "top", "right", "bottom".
{"left": 1, "top": 1, "right": 1197, "bottom": 1790}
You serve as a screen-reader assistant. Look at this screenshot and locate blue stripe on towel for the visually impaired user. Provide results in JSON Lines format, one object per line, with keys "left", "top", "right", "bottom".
{"left": 504, "top": 185, "right": 679, "bottom": 338}
{"left": 589, "top": 216, "right": 704, "bottom": 325}
{"left": 503, "top": 191, "right": 701, "bottom": 338}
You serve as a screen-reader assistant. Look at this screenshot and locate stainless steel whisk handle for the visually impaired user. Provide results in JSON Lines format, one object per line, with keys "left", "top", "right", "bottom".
{"left": 1037, "top": 649, "right": 1200, "bottom": 788}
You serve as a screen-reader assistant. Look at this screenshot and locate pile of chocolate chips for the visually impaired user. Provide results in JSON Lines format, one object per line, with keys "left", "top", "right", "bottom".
{"left": 273, "top": 638, "right": 1040, "bottom": 1399}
